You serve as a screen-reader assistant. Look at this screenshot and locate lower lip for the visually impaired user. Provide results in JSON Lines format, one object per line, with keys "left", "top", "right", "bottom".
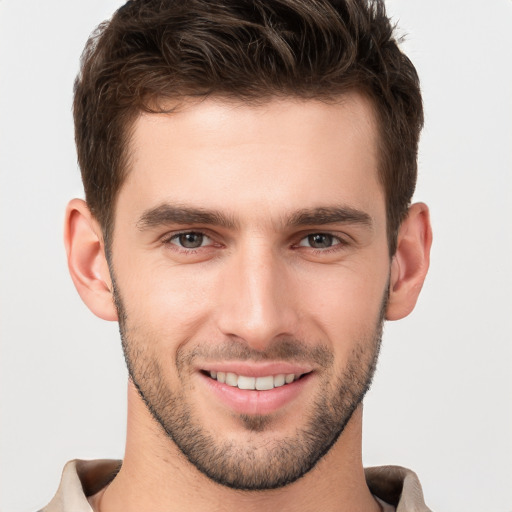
{"left": 199, "top": 372, "right": 313, "bottom": 416}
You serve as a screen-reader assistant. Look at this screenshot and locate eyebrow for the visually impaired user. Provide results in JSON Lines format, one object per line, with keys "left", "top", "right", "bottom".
{"left": 287, "top": 206, "right": 373, "bottom": 228}
{"left": 137, "top": 204, "right": 372, "bottom": 231}
{"left": 137, "top": 204, "right": 238, "bottom": 230}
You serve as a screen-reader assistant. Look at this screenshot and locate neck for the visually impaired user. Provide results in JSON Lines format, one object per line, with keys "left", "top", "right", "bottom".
{"left": 91, "top": 383, "right": 380, "bottom": 512}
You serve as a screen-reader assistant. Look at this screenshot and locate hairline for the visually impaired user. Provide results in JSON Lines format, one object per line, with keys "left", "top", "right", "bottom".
{"left": 101, "top": 89, "right": 396, "bottom": 256}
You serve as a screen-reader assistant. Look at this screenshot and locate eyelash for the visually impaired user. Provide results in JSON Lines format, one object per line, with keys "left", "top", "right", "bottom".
{"left": 296, "top": 233, "right": 347, "bottom": 253}
{"left": 161, "top": 231, "right": 216, "bottom": 253}
{"left": 160, "top": 231, "right": 350, "bottom": 255}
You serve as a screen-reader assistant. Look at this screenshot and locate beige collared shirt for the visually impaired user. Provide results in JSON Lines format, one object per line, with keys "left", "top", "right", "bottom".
{"left": 40, "top": 459, "right": 431, "bottom": 512}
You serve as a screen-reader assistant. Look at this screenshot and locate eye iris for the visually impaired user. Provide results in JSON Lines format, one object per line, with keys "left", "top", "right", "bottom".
{"left": 308, "top": 234, "right": 333, "bottom": 249}
{"left": 179, "top": 233, "right": 203, "bottom": 248}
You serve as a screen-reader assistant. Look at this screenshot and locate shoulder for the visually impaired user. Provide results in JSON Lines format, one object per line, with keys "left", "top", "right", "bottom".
{"left": 365, "top": 465, "right": 432, "bottom": 512}
{"left": 40, "top": 459, "right": 122, "bottom": 512}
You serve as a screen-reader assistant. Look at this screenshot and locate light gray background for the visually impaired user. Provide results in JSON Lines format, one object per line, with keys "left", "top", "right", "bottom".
{"left": 1, "top": 1, "right": 511, "bottom": 511}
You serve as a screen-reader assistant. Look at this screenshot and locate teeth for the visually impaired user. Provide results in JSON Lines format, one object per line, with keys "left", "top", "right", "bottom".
{"left": 237, "top": 375, "right": 256, "bottom": 390}
{"left": 273, "top": 374, "right": 285, "bottom": 387}
{"left": 225, "top": 372, "right": 238, "bottom": 386}
{"left": 255, "top": 375, "right": 274, "bottom": 391}
{"left": 208, "top": 371, "right": 301, "bottom": 390}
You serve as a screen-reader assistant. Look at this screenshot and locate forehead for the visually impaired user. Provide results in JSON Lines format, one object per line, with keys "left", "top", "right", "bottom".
{"left": 120, "top": 94, "right": 383, "bottom": 225}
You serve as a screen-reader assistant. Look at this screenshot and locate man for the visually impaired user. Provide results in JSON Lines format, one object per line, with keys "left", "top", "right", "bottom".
{"left": 43, "top": 0, "right": 432, "bottom": 510}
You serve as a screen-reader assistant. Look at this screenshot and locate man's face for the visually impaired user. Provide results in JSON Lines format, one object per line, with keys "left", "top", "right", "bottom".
{"left": 109, "top": 94, "right": 391, "bottom": 489}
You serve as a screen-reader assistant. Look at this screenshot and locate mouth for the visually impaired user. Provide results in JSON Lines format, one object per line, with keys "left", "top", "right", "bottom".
{"left": 198, "top": 364, "right": 314, "bottom": 416}
{"left": 203, "top": 370, "right": 307, "bottom": 390}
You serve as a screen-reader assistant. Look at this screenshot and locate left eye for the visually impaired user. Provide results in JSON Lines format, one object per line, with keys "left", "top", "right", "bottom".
{"left": 299, "top": 233, "right": 341, "bottom": 249}
{"left": 169, "top": 232, "right": 211, "bottom": 249}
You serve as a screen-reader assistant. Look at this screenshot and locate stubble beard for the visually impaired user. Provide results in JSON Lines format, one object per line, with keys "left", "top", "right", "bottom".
{"left": 114, "top": 283, "right": 385, "bottom": 491}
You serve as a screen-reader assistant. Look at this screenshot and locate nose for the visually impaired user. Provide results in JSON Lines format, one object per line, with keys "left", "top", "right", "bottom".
{"left": 215, "top": 240, "right": 299, "bottom": 351}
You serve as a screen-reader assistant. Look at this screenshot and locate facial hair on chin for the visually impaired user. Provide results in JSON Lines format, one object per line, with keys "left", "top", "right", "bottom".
{"left": 113, "top": 277, "right": 386, "bottom": 491}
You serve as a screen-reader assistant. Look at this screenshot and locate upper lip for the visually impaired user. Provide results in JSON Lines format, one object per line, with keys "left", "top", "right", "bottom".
{"left": 198, "top": 362, "right": 313, "bottom": 377}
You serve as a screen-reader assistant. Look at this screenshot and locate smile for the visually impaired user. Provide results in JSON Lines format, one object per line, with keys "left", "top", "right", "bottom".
{"left": 208, "top": 371, "right": 303, "bottom": 390}
{"left": 199, "top": 366, "right": 313, "bottom": 415}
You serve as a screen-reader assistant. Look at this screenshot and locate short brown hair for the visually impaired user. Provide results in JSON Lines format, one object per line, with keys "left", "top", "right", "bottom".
{"left": 74, "top": 0, "right": 423, "bottom": 255}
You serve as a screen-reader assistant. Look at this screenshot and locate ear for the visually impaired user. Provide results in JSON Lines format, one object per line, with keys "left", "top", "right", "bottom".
{"left": 64, "top": 198, "right": 118, "bottom": 321}
{"left": 386, "top": 202, "right": 432, "bottom": 321}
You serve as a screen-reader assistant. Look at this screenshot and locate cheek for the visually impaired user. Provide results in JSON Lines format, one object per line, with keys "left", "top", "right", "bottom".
{"left": 116, "top": 259, "right": 217, "bottom": 345}
{"left": 113, "top": 239, "right": 390, "bottom": 357}
{"left": 294, "top": 260, "right": 388, "bottom": 349}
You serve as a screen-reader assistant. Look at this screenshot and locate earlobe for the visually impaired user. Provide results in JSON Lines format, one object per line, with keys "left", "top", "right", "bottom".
{"left": 64, "top": 198, "right": 118, "bottom": 321}
{"left": 386, "top": 202, "right": 432, "bottom": 321}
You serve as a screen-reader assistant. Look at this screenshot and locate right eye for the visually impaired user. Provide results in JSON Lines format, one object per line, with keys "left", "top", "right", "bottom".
{"left": 167, "top": 232, "right": 212, "bottom": 249}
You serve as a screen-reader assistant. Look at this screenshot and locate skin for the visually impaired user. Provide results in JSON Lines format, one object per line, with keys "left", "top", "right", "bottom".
{"left": 65, "top": 93, "right": 432, "bottom": 511}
